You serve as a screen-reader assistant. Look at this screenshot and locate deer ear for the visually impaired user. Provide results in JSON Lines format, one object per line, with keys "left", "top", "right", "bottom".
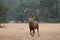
{"left": 33, "top": 16, "right": 35, "bottom": 18}
{"left": 33, "top": 17, "right": 35, "bottom": 19}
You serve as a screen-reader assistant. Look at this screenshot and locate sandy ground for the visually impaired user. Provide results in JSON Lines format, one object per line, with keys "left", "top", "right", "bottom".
{"left": 0, "top": 23, "right": 60, "bottom": 40}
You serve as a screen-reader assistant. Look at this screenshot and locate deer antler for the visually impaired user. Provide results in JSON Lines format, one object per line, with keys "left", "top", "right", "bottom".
{"left": 35, "top": 8, "right": 40, "bottom": 17}
{"left": 23, "top": 8, "right": 29, "bottom": 17}
{"left": 24, "top": 8, "right": 28, "bottom": 13}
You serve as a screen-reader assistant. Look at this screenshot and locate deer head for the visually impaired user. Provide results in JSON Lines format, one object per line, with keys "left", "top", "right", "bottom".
{"left": 23, "top": 8, "right": 40, "bottom": 22}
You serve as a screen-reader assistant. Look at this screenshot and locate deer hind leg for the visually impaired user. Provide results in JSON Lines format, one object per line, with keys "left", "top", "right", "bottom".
{"left": 37, "top": 28, "right": 39, "bottom": 37}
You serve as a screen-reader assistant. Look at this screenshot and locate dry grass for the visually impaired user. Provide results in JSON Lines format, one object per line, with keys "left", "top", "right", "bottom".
{"left": 0, "top": 23, "right": 60, "bottom": 40}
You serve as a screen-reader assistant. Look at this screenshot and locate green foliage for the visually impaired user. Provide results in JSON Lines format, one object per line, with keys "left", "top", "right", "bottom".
{"left": 3, "top": 0, "right": 60, "bottom": 23}
{"left": 40, "top": 0, "right": 59, "bottom": 22}
{"left": 17, "top": 0, "right": 40, "bottom": 12}
{"left": 0, "top": 0, "right": 8, "bottom": 23}
{"left": 15, "top": 0, "right": 40, "bottom": 22}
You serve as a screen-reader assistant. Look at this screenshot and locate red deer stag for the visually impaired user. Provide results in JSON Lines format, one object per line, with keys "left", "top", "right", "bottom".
{"left": 23, "top": 8, "right": 40, "bottom": 37}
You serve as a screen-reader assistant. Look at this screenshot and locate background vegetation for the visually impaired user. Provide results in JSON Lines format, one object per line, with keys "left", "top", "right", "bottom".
{"left": 0, "top": 0, "right": 60, "bottom": 23}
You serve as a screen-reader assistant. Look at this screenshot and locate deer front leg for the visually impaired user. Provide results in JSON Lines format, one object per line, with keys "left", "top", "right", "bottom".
{"left": 37, "top": 28, "right": 39, "bottom": 37}
{"left": 30, "top": 29, "right": 32, "bottom": 35}
{"left": 33, "top": 29, "right": 35, "bottom": 34}
{"left": 30, "top": 29, "right": 34, "bottom": 37}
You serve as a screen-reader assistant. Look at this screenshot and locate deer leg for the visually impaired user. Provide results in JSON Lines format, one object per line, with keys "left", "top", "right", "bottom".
{"left": 33, "top": 29, "right": 35, "bottom": 34}
{"left": 30, "top": 29, "right": 35, "bottom": 36}
{"left": 37, "top": 28, "right": 39, "bottom": 37}
{"left": 30, "top": 29, "right": 34, "bottom": 37}
{"left": 30, "top": 29, "right": 32, "bottom": 35}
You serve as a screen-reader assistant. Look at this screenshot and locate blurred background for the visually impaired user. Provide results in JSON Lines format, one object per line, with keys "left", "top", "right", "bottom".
{"left": 0, "top": 0, "right": 60, "bottom": 23}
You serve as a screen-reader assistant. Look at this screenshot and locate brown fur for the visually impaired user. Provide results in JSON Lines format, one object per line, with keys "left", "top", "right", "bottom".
{"left": 28, "top": 16, "right": 39, "bottom": 37}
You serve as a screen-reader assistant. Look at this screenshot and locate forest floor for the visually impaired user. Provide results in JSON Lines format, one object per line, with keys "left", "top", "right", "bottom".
{"left": 0, "top": 23, "right": 60, "bottom": 40}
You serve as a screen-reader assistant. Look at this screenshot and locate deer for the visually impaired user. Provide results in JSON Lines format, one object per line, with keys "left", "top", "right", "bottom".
{"left": 23, "top": 8, "right": 40, "bottom": 37}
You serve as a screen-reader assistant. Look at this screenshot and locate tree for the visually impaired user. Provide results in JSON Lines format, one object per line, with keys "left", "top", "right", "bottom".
{"left": 40, "top": 0, "right": 59, "bottom": 22}
{"left": 0, "top": 0, "right": 8, "bottom": 27}
{"left": 16, "top": 0, "right": 40, "bottom": 22}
